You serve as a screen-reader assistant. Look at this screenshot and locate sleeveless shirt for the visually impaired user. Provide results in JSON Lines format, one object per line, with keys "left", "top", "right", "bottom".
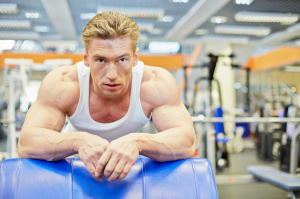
{"left": 62, "top": 61, "right": 150, "bottom": 142}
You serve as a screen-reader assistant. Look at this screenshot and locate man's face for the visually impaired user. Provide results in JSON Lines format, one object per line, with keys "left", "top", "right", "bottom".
{"left": 84, "top": 37, "right": 138, "bottom": 99}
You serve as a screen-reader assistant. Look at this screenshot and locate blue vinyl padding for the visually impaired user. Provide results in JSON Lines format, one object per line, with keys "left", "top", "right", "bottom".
{"left": 248, "top": 165, "right": 300, "bottom": 191}
{"left": 0, "top": 157, "right": 219, "bottom": 199}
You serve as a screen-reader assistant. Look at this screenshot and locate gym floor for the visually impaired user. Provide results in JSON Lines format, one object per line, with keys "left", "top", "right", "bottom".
{"left": 217, "top": 147, "right": 288, "bottom": 199}
{"left": 0, "top": 138, "right": 290, "bottom": 198}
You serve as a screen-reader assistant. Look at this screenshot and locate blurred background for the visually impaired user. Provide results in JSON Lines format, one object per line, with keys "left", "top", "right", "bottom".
{"left": 1, "top": 0, "right": 300, "bottom": 198}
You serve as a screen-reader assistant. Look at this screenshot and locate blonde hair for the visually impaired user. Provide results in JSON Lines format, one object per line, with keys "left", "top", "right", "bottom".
{"left": 82, "top": 11, "right": 140, "bottom": 52}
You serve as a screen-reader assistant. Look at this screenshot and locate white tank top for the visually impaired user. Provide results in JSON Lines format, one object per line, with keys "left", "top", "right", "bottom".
{"left": 62, "top": 61, "right": 150, "bottom": 142}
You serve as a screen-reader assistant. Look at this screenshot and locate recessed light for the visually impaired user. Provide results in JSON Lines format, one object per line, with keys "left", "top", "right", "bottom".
{"left": 80, "top": 13, "right": 96, "bottom": 20}
{"left": 0, "top": 20, "right": 31, "bottom": 29}
{"left": 235, "top": 0, "right": 253, "bottom": 5}
{"left": 210, "top": 16, "right": 227, "bottom": 24}
{"left": 235, "top": 11, "right": 299, "bottom": 25}
{"left": 159, "top": 16, "right": 174, "bottom": 22}
{"left": 34, "top": 26, "right": 50, "bottom": 32}
{"left": 0, "top": 3, "right": 18, "bottom": 14}
{"left": 151, "top": 29, "right": 164, "bottom": 35}
{"left": 25, "top": 12, "right": 40, "bottom": 19}
{"left": 171, "top": 0, "right": 189, "bottom": 3}
{"left": 194, "top": 29, "right": 208, "bottom": 35}
{"left": 215, "top": 25, "right": 271, "bottom": 36}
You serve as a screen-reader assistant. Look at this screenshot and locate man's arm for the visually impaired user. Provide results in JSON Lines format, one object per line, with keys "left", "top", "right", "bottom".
{"left": 18, "top": 67, "right": 109, "bottom": 180}
{"left": 95, "top": 67, "right": 195, "bottom": 181}
{"left": 138, "top": 102, "right": 196, "bottom": 161}
{"left": 136, "top": 67, "right": 196, "bottom": 161}
{"left": 18, "top": 67, "right": 77, "bottom": 161}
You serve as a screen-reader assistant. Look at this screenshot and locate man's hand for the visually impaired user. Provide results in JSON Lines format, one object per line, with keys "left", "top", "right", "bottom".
{"left": 76, "top": 132, "right": 110, "bottom": 181}
{"left": 95, "top": 133, "right": 140, "bottom": 181}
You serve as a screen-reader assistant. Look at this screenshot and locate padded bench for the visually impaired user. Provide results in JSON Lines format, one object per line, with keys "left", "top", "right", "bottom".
{"left": 0, "top": 157, "right": 219, "bottom": 199}
{"left": 248, "top": 165, "right": 300, "bottom": 199}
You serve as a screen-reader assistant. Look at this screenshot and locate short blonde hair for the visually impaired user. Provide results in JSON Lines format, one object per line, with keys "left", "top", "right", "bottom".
{"left": 82, "top": 11, "right": 140, "bottom": 52}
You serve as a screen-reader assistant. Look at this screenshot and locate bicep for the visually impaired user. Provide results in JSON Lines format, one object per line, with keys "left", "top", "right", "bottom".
{"left": 152, "top": 102, "right": 194, "bottom": 133}
{"left": 21, "top": 68, "right": 73, "bottom": 133}
{"left": 22, "top": 99, "right": 66, "bottom": 133}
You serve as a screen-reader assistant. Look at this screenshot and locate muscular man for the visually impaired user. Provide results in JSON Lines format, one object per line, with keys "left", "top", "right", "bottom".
{"left": 18, "top": 11, "right": 195, "bottom": 181}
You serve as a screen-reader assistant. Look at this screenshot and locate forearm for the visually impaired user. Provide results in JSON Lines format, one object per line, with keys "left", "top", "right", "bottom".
{"left": 136, "top": 128, "right": 196, "bottom": 162}
{"left": 18, "top": 128, "right": 83, "bottom": 161}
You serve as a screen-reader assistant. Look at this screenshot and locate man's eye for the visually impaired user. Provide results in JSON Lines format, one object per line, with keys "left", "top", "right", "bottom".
{"left": 119, "top": 58, "right": 126, "bottom": 63}
{"left": 97, "top": 59, "right": 104, "bottom": 63}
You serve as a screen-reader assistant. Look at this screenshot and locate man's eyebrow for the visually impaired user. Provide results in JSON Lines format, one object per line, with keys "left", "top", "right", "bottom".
{"left": 91, "top": 53, "right": 131, "bottom": 58}
{"left": 117, "top": 53, "right": 131, "bottom": 58}
{"left": 92, "top": 54, "right": 105, "bottom": 58}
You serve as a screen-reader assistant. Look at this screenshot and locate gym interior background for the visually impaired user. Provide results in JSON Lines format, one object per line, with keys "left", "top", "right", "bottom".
{"left": 1, "top": 0, "right": 300, "bottom": 198}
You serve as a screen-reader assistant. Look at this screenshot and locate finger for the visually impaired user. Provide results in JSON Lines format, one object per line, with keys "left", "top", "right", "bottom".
{"left": 107, "top": 160, "right": 126, "bottom": 181}
{"left": 118, "top": 163, "right": 133, "bottom": 180}
{"left": 103, "top": 154, "right": 119, "bottom": 178}
{"left": 84, "top": 160, "right": 97, "bottom": 177}
{"left": 86, "top": 161, "right": 104, "bottom": 181}
{"left": 95, "top": 150, "right": 111, "bottom": 178}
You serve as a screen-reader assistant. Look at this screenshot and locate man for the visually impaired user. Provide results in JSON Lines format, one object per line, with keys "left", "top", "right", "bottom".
{"left": 18, "top": 11, "right": 195, "bottom": 182}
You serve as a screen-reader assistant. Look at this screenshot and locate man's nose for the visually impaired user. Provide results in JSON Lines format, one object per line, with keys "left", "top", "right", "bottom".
{"left": 106, "top": 63, "right": 118, "bottom": 80}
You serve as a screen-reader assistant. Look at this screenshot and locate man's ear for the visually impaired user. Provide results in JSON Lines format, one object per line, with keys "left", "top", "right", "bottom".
{"left": 133, "top": 49, "right": 139, "bottom": 66}
{"left": 83, "top": 49, "right": 89, "bottom": 67}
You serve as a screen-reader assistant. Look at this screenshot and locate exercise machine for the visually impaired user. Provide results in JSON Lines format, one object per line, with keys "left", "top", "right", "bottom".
{"left": 0, "top": 157, "right": 219, "bottom": 199}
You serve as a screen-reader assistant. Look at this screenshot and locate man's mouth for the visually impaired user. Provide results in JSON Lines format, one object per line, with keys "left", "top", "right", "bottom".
{"left": 104, "top": 83, "right": 120, "bottom": 90}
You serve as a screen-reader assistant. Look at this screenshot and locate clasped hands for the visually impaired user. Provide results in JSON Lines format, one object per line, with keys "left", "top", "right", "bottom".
{"left": 77, "top": 133, "right": 140, "bottom": 181}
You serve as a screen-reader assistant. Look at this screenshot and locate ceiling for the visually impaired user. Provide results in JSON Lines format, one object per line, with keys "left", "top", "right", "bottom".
{"left": 0, "top": 0, "right": 300, "bottom": 52}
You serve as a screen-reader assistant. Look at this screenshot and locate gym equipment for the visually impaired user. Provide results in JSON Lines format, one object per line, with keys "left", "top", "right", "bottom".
{"left": 184, "top": 54, "right": 231, "bottom": 172}
{"left": 248, "top": 165, "right": 300, "bottom": 199}
{"left": 0, "top": 157, "right": 219, "bottom": 199}
{"left": 192, "top": 116, "right": 300, "bottom": 175}
{"left": 3, "top": 58, "right": 33, "bottom": 159}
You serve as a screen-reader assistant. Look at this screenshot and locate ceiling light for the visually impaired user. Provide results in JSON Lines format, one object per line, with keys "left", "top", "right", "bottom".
{"left": 0, "top": 3, "right": 18, "bottom": 14}
{"left": 159, "top": 16, "right": 174, "bottom": 23}
{"left": 148, "top": 41, "right": 180, "bottom": 54}
{"left": 215, "top": 25, "right": 271, "bottom": 36}
{"left": 151, "top": 29, "right": 164, "bottom": 35}
{"left": 235, "top": 11, "right": 299, "bottom": 25}
{"left": 171, "top": 0, "right": 189, "bottom": 3}
{"left": 210, "top": 16, "right": 227, "bottom": 24}
{"left": 0, "top": 40, "right": 15, "bottom": 51}
{"left": 34, "top": 26, "right": 50, "bottom": 32}
{"left": 194, "top": 29, "right": 208, "bottom": 35}
{"left": 98, "top": 6, "right": 164, "bottom": 19}
{"left": 235, "top": 0, "right": 253, "bottom": 5}
{"left": 0, "top": 20, "right": 31, "bottom": 29}
{"left": 0, "top": 31, "right": 40, "bottom": 40}
{"left": 80, "top": 13, "right": 96, "bottom": 20}
{"left": 200, "top": 35, "right": 249, "bottom": 44}
{"left": 25, "top": 12, "right": 40, "bottom": 19}
{"left": 137, "top": 23, "right": 154, "bottom": 32}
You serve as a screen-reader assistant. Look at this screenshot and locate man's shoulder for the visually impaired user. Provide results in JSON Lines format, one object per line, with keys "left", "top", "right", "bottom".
{"left": 142, "top": 65, "right": 178, "bottom": 89}
{"left": 143, "top": 65, "right": 171, "bottom": 81}
{"left": 38, "top": 65, "right": 80, "bottom": 108}
{"left": 141, "top": 65, "right": 180, "bottom": 106}
{"left": 44, "top": 65, "right": 78, "bottom": 85}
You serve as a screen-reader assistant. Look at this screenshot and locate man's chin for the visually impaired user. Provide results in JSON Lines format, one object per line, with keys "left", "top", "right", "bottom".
{"left": 102, "top": 90, "right": 121, "bottom": 98}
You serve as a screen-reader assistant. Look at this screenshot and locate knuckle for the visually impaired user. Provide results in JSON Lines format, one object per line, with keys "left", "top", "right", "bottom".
{"left": 119, "top": 172, "right": 128, "bottom": 180}
{"left": 123, "top": 170, "right": 129, "bottom": 176}
{"left": 114, "top": 168, "right": 122, "bottom": 175}
{"left": 97, "top": 161, "right": 105, "bottom": 168}
{"left": 124, "top": 167, "right": 131, "bottom": 174}
{"left": 105, "top": 168, "right": 113, "bottom": 175}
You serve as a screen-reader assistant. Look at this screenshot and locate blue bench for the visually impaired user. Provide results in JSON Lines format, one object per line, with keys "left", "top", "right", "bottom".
{"left": 0, "top": 157, "right": 219, "bottom": 199}
{"left": 248, "top": 165, "right": 300, "bottom": 199}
